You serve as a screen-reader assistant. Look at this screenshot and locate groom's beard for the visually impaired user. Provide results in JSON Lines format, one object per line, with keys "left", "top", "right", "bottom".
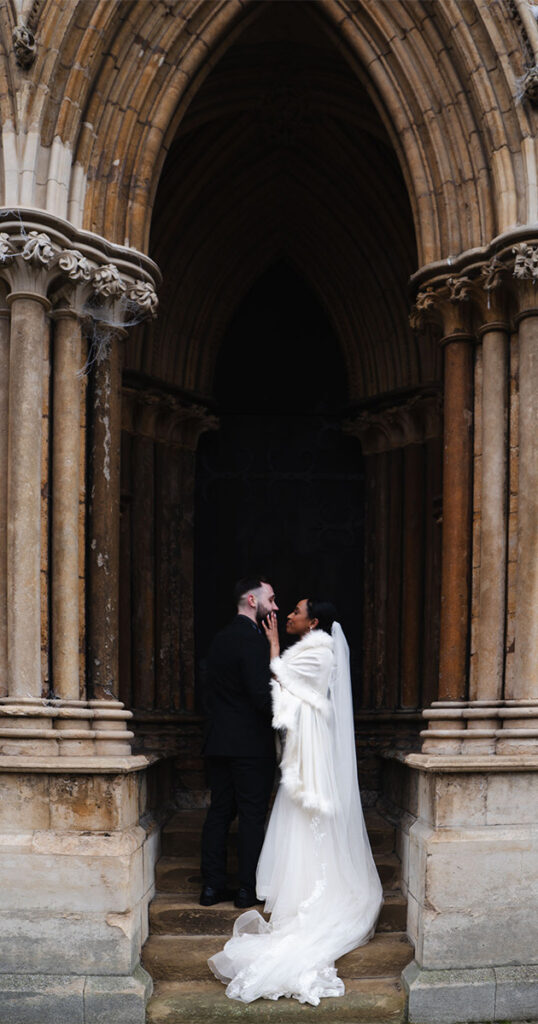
{"left": 255, "top": 602, "right": 272, "bottom": 624}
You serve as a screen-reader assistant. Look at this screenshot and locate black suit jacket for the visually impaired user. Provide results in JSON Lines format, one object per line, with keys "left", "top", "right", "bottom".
{"left": 202, "top": 614, "right": 275, "bottom": 758}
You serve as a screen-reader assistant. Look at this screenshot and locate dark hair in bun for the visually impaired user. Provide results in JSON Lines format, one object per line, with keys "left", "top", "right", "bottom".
{"left": 306, "top": 599, "right": 338, "bottom": 635}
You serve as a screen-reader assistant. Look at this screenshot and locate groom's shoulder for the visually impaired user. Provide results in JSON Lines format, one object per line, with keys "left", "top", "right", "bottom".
{"left": 214, "top": 614, "right": 257, "bottom": 644}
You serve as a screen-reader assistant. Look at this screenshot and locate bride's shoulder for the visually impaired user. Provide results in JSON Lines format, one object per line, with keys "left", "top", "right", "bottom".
{"left": 284, "top": 630, "right": 333, "bottom": 661}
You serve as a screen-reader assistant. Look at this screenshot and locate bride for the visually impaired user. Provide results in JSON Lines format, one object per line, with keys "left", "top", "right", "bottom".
{"left": 208, "top": 597, "right": 384, "bottom": 1006}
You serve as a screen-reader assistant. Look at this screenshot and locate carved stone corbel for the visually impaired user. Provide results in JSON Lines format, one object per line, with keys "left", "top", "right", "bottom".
{"left": 513, "top": 242, "right": 538, "bottom": 280}
{"left": 13, "top": 23, "right": 36, "bottom": 69}
{"left": 345, "top": 392, "right": 441, "bottom": 455}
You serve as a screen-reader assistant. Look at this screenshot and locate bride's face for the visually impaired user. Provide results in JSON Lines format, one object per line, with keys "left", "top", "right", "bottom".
{"left": 286, "top": 599, "right": 314, "bottom": 637}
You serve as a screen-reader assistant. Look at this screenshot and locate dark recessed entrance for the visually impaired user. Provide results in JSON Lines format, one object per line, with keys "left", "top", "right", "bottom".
{"left": 194, "top": 262, "right": 364, "bottom": 699}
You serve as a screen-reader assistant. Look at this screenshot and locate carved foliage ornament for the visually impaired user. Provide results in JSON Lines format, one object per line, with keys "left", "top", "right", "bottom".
{"left": 22, "top": 230, "right": 55, "bottom": 266}
{"left": 126, "top": 280, "right": 159, "bottom": 319}
{"left": 410, "top": 245, "right": 538, "bottom": 331}
{"left": 513, "top": 242, "right": 538, "bottom": 280}
{"left": 92, "top": 263, "right": 127, "bottom": 299}
{"left": 58, "top": 249, "right": 93, "bottom": 282}
{"left": 0, "top": 233, "right": 15, "bottom": 262}
{"left": 409, "top": 286, "right": 437, "bottom": 329}
{"left": 0, "top": 230, "right": 158, "bottom": 319}
{"left": 447, "top": 275, "right": 472, "bottom": 303}
{"left": 480, "top": 256, "right": 505, "bottom": 291}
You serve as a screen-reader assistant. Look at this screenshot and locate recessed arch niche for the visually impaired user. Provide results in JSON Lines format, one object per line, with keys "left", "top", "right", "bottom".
{"left": 120, "top": 0, "right": 442, "bottom": 781}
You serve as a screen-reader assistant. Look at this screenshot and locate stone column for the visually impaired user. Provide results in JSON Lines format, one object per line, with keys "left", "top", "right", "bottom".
{"left": 438, "top": 335, "right": 474, "bottom": 702}
{"left": 469, "top": 290, "right": 509, "bottom": 748}
{"left": 51, "top": 309, "right": 83, "bottom": 701}
{"left": 7, "top": 290, "right": 51, "bottom": 699}
{"left": 131, "top": 431, "right": 156, "bottom": 710}
{"left": 499, "top": 251, "right": 538, "bottom": 750}
{"left": 401, "top": 443, "right": 425, "bottom": 709}
{"left": 373, "top": 450, "right": 390, "bottom": 708}
{"left": 0, "top": 222, "right": 158, "bottom": 757}
{"left": 87, "top": 326, "right": 125, "bottom": 702}
{"left": 0, "top": 286, "right": 8, "bottom": 698}
{"left": 513, "top": 306, "right": 538, "bottom": 696}
{"left": 414, "top": 282, "right": 475, "bottom": 752}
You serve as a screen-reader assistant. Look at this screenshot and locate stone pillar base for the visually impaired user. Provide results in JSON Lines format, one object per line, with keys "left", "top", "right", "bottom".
{"left": 421, "top": 699, "right": 538, "bottom": 753}
{"left": 0, "top": 964, "right": 152, "bottom": 1024}
{"left": 0, "top": 699, "right": 134, "bottom": 755}
{"left": 0, "top": 755, "right": 162, "bottom": 1023}
{"left": 381, "top": 752, "right": 538, "bottom": 1024}
{"left": 403, "top": 960, "right": 538, "bottom": 1024}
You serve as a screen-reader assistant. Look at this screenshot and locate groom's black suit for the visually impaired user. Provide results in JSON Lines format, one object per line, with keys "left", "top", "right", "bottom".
{"left": 201, "top": 614, "right": 276, "bottom": 893}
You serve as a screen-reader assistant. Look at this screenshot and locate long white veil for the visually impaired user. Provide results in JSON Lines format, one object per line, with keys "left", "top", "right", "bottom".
{"left": 329, "top": 622, "right": 383, "bottom": 913}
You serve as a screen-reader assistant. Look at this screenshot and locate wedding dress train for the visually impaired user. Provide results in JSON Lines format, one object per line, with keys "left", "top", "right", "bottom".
{"left": 208, "top": 624, "right": 383, "bottom": 1005}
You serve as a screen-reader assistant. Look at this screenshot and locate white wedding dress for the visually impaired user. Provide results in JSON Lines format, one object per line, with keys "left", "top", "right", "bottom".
{"left": 208, "top": 623, "right": 383, "bottom": 1006}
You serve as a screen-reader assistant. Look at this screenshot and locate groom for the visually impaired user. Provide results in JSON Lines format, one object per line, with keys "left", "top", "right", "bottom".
{"left": 200, "top": 576, "right": 278, "bottom": 908}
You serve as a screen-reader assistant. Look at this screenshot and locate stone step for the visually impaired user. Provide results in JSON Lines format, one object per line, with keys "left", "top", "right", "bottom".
{"left": 155, "top": 853, "right": 401, "bottom": 895}
{"left": 142, "top": 931, "right": 414, "bottom": 982}
{"left": 149, "top": 891, "right": 407, "bottom": 936}
{"left": 146, "top": 977, "right": 406, "bottom": 1023}
{"left": 162, "top": 809, "right": 395, "bottom": 857}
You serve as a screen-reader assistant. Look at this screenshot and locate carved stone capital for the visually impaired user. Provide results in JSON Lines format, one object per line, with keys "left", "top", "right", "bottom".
{"left": 345, "top": 391, "right": 441, "bottom": 455}
{"left": 410, "top": 276, "right": 474, "bottom": 339}
{"left": 409, "top": 286, "right": 438, "bottom": 330}
{"left": 0, "top": 215, "right": 160, "bottom": 324}
{"left": 122, "top": 386, "right": 219, "bottom": 450}
{"left": 411, "top": 254, "right": 518, "bottom": 337}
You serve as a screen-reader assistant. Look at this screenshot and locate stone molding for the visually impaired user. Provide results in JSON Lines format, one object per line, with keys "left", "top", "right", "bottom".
{"left": 408, "top": 240, "right": 538, "bottom": 341}
{"left": 345, "top": 391, "right": 441, "bottom": 454}
{"left": 410, "top": 227, "right": 538, "bottom": 295}
{"left": 122, "top": 386, "right": 219, "bottom": 450}
{"left": 0, "top": 697, "right": 135, "bottom": 756}
{"left": 421, "top": 699, "right": 538, "bottom": 755}
{"left": 0, "top": 209, "right": 160, "bottom": 321}
{"left": 409, "top": 253, "right": 520, "bottom": 335}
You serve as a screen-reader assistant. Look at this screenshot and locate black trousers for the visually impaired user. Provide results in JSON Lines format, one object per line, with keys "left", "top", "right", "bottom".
{"left": 201, "top": 755, "right": 276, "bottom": 892}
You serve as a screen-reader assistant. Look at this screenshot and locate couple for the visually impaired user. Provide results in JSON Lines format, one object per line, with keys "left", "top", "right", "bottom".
{"left": 200, "top": 576, "right": 383, "bottom": 1006}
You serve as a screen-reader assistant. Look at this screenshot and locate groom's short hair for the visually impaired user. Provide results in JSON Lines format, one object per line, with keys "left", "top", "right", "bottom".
{"left": 234, "top": 575, "right": 268, "bottom": 605}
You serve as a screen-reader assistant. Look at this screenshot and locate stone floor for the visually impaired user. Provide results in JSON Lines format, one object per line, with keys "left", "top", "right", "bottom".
{"left": 143, "top": 808, "right": 412, "bottom": 1022}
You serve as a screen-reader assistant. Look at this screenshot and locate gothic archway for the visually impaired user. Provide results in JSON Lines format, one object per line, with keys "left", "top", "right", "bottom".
{"left": 118, "top": 1, "right": 440, "bottom": 795}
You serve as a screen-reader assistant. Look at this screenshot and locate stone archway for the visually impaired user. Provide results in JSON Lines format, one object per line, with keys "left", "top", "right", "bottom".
{"left": 0, "top": 3, "right": 538, "bottom": 1021}
{"left": 116, "top": 0, "right": 438, "bottom": 771}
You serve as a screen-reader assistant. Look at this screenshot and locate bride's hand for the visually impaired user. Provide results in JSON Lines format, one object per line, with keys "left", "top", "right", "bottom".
{"left": 262, "top": 611, "right": 280, "bottom": 658}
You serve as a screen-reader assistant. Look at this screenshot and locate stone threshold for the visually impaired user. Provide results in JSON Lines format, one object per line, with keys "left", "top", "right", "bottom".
{"left": 0, "top": 754, "right": 153, "bottom": 773}
{"left": 403, "top": 752, "right": 538, "bottom": 772}
{"left": 382, "top": 749, "right": 538, "bottom": 773}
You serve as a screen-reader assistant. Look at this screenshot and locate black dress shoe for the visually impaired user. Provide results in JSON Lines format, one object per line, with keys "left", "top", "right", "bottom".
{"left": 234, "top": 887, "right": 264, "bottom": 909}
{"left": 199, "top": 885, "right": 234, "bottom": 906}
